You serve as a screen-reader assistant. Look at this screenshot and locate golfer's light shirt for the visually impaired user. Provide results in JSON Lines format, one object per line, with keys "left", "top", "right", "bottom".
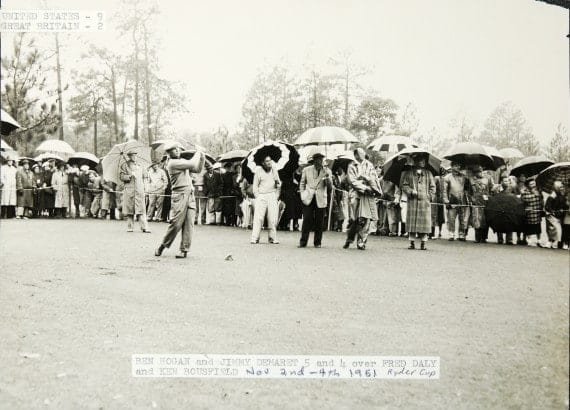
{"left": 253, "top": 166, "right": 280, "bottom": 196}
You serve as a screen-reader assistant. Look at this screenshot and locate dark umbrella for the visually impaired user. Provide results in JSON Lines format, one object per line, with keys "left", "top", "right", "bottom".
{"left": 241, "top": 140, "right": 299, "bottom": 183}
{"left": 382, "top": 147, "right": 441, "bottom": 185}
{"left": 485, "top": 194, "right": 525, "bottom": 233}
{"left": 444, "top": 142, "right": 496, "bottom": 170}
{"left": 329, "top": 151, "right": 355, "bottom": 174}
{"left": 509, "top": 156, "right": 554, "bottom": 178}
{"left": 1, "top": 109, "right": 21, "bottom": 136}
{"left": 536, "top": 162, "right": 570, "bottom": 193}
{"left": 68, "top": 152, "right": 100, "bottom": 169}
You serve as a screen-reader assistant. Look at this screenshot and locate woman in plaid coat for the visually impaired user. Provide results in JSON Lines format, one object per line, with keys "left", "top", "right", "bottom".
{"left": 520, "top": 178, "right": 543, "bottom": 246}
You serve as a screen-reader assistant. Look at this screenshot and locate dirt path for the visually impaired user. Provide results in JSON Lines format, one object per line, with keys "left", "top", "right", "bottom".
{"left": 0, "top": 219, "right": 568, "bottom": 409}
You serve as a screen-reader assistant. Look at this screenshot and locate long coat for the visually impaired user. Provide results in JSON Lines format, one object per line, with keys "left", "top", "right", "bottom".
{"left": 52, "top": 170, "right": 70, "bottom": 208}
{"left": 467, "top": 175, "right": 492, "bottom": 229}
{"left": 400, "top": 168, "right": 435, "bottom": 234}
{"left": 16, "top": 168, "right": 35, "bottom": 208}
{"left": 42, "top": 169, "right": 55, "bottom": 209}
{"left": 120, "top": 161, "right": 146, "bottom": 215}
{"left": 347, "top": 159, "right": 380, "bottom": 221}
{"left": 1, "top": 164, "right": 17, "bottom": 206}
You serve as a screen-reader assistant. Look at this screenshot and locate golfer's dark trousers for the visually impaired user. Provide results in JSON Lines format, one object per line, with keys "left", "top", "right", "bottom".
{"left": 300, "top": 198, "right": 324, "bottom": 246}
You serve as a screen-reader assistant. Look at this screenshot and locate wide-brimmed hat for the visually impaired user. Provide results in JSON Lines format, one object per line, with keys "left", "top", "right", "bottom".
{"left": 162, "top": 141, "right": 181, "bottom": 152}
{"left": 307, "top": 147, "right": 326, "bottom": 162}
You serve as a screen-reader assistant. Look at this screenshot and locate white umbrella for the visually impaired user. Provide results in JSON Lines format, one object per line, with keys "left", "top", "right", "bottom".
{"left": 367, "top": 135, "right": 417, "bottom": 152}
{"left": 1, "top": 109, "right": 21, "bottom": 135}
{"left": 294, "top": 126, "right": 358, "bottom": 146}
{"left": 1, "top": 138, "right": 14, "bottom": 152}
{"left": 36, "top": 139, "right": 75, "bottom": 160}
{"left": 101, "top": 140, "right": 151, "bottom": 185}
{"left": 34, "top": 152, "right": 64, "bottom": 163}
{"left": 499, "top": 147, "right": 524, "bottom": 159}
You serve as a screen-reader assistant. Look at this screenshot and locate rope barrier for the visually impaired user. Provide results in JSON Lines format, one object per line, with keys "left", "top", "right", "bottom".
{"left": 3, "top": 185, "right": 560, "bottom": 216}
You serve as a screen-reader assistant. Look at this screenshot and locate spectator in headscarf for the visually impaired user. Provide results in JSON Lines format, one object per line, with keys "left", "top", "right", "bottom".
{"left": 467, "top": 165, "right": 493, "bottom": 243}
{"left": 520, "top": 178, "right": 543, "bottom": 247}
{"left": 400, "top": 153, "right": 435, "bottom": 250}
{"left": 443, "top": 161, "right": 468, "bottom": 241}
{"left": 51, "top": 162, "right": 70, "bottom": 218}
{"left": 16, "top": 159, "right": 34, "bottom": 219}
{"left": 1, "top": 158, "right": 17, "bottom": 218}
{"left": 343, "top": 147, "right": 381, "bottom": 250}
{"left": 120, "top": 150, "right": 150, "bottom": 233}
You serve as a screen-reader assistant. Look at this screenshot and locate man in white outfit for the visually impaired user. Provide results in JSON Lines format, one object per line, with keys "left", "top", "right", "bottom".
{"left": 250, "top": 156, "right": 281, "bottom": 244}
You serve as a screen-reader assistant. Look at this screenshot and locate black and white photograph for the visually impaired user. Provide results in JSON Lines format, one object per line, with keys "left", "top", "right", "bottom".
{"left": 0, "top": 0, "right": 569, "bottom": 408}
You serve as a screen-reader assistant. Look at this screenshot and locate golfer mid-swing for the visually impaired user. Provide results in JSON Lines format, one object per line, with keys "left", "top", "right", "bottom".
{"left": 155, "top": 142, "right": 205, "bottom": 258}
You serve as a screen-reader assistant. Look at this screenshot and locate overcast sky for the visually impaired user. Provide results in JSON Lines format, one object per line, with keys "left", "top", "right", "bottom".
{"left": 2, "top": 0, "right": 569, "bottom": 143}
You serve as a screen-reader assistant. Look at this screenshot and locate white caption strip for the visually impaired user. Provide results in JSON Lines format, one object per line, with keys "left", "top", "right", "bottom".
{"left": 132, "top": 354, "right": 439, "bottom": 379}
{"left": 0, "top": 10, "right": 105, "bottom": 32}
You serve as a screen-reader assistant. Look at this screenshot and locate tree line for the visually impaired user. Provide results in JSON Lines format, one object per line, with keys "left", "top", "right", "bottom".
{"left": 1, "top": 1, "right": 568, "bottom": 163}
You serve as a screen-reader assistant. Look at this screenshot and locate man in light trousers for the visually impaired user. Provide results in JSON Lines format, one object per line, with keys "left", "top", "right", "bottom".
{"left": 155, "top": 143, "right": 205, "bottom": 259}
{"left": 251, "top": 156, "right": 281, "bottom": 244}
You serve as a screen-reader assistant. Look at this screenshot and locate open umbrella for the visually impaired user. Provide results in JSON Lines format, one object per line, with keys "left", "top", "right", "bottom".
{"left": 499, "top": 147, "right": 525, "bottom": 159}
{"left": 536, "top": 162, "right": 570, "bottom": 193}
{"left": 483, "top": 145, "right": 506, "bottom": 169}
{"left": 485, "top": 194, "right": 525, "bottom": 233}
{"left": 68, "top": 152, "right": 100, "bottom": 169}
{"left": 444, "top": 142, "right": 495, "bottom": 170}
{"left": 101, "top": 140, "right": 151, "bottom": 185}
{"left": 294, "top": 126, "right": 358, "bottom": 146}
{"left": 1, "top": 109, "right": 21, "bottom": 135}
{"left": 34, "top": 152, "right": 64, "bottom": 163}
{"left": 218, "top": 149, "right": 249, "bottom": 163}
{"left": 241, "top": 140, "right": 299, "bottom": 183}
{"left": 510, "top": 156, "right": 554, "bottom": 178}
{"left": 367, "top": 135, "right": 417, "bottom": 153}
{"left": 1, "top": 150, "right": 19, "bottom": 161}
{"left": 328, "top": 151, "right": 355, "bottom": 173}
{"left": 382, "top": 147, "right": 441, "bottom": 185}
{"left": 36, "top": 139, "right": 75, "bottom": 155}
{"left": 1, "top": 138, "right": 14, "bottom": 152}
